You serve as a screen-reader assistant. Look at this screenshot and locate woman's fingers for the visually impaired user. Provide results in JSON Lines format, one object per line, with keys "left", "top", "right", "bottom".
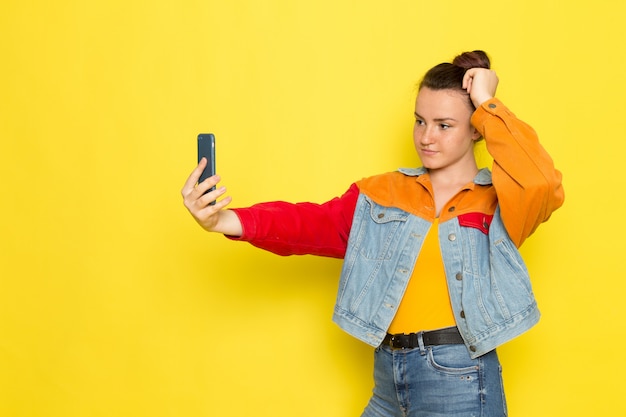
{"left": 181, "top": 157, "right": 208, "bottom": 198}
{"left": 463, "top": 68, "right": 498, "bottom": 107}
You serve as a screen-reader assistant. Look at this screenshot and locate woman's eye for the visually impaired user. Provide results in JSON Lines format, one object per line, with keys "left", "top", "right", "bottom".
{"left": 440, "top": 124, "right": 450, "bottom": 129}
{"left": 415, "top": 119, "right": 425, "bottom": 126}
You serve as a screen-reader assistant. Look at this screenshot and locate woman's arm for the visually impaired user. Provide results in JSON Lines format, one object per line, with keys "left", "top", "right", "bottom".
{"left": 228, "top": 184, "right": 359, "bottom": 258}
{"left": 465, "top": 68, "right": 564, "bottom": 247}
{"left": 181, "top": 158, "right": 358, "bottom": 258}
{"left": 471, "top": 98, "right": 564, "bottom": 247}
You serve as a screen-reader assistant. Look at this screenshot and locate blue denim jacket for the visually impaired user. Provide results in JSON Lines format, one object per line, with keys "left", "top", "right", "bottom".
{"left": 332, "top": 167, "right": 540, "bottom": 359}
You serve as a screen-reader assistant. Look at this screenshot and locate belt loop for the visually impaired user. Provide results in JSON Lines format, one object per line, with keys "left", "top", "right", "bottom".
{"left": 417, "top": 331, "right": 426, "bottom": 355}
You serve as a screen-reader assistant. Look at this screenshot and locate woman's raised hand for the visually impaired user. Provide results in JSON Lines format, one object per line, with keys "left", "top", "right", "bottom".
{"left": 181, "top": 158, "right": 242, "bottom": 236}
{"left": 463, "top": 68, "right": 499, "bottom": 109}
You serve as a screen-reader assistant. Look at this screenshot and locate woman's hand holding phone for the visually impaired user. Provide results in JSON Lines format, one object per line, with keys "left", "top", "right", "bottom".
{"left": 181, "top": 156, "right": 242, "bottom": 236}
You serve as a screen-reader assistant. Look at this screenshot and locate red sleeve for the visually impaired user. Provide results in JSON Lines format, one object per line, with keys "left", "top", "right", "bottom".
{"left": 226, "top": 183, "right": 359, "bottom": 258}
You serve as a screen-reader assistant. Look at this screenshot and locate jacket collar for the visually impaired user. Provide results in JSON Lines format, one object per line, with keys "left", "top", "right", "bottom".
{"left": 398, "top": 167, "right": 493, "bottom": 185}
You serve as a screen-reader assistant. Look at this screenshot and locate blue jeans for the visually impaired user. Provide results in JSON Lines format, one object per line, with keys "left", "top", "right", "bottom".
{"left": 361, "top": 335, "right": 507, "bottom": 417}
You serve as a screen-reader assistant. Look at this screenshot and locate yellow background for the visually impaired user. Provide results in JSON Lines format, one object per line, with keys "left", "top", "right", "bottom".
{"left": 1, "top": 1, "right": 625, "bottom": 416}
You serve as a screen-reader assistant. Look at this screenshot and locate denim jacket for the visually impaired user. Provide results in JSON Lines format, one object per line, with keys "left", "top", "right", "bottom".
{"left": 332, "top": 168, "right": 539, "bottom": 359}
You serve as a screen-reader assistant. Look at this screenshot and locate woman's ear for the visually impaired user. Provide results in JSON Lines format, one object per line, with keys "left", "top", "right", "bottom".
{"left": 471, "top": 127, "right": 482, "bottom": 141}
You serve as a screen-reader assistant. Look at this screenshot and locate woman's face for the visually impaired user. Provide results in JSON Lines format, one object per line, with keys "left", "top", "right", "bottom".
{"left": 413, "top": 87, "right": 481, "bottom": 174}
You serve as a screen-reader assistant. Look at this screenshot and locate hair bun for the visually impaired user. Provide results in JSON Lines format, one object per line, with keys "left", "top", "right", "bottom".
{"left": 452, "top": 50, "right": 491, "bottom": 70}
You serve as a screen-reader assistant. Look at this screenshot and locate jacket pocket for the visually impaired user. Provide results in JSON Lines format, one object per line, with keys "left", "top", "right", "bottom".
{"left": 491, "top": 238, "right": 534, "bottom": 298}
{"left": 355, "top": 196, "right": 408, "bottom": 260}
{"left": 463, "top": 238, "right": 534, "bottom": 325}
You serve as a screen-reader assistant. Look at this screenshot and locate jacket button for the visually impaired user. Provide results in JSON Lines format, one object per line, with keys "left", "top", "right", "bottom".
{"left": 455, "top": 272, "right": 463, "bottom": 281}
{"left": 460, "top": 310, "right": 465, "bottom": 318}
{"left": 448, "top": 206, "right": 456, "bottom": 212}
{"left": 448, "top": 233, "right": 456, "bottom": 241}
{"left": 377, "top": 213, "right": 384, "bottom": 219}
{"left": 470, "top": 345, "right": 477, "bottom": 352}
{"left": 488, "top": 103, "right": 497, "bottom": 109}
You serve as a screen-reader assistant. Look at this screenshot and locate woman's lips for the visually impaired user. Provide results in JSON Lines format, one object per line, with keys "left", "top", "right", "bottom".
{"left": 420, "top": 148, "right": 438, "bottom": 156}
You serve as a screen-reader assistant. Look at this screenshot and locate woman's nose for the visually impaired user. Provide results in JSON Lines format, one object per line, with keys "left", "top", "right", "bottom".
{"left": 419, "top": 127, "right": 435, "bottom": 145}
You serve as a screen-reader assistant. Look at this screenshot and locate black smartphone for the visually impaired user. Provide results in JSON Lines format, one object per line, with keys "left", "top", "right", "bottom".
{"left": 197, "top": 133, "right": 216, "bottom": 202}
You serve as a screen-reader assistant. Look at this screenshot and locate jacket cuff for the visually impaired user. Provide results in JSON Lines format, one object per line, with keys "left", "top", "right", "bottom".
{"left": 471, "top": 97, "right": 510, "bottom": 131}
{"left": 223, "top": 208, "right": 254, "bottom": 241}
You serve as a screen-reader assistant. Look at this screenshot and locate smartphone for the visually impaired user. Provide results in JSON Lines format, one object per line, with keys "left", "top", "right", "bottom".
{"left": 197, "top": 133, "right": 216, "bottom": 202}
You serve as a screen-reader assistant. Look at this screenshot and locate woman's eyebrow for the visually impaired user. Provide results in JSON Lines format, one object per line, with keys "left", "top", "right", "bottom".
{"left": 414, "top": 112, "right": 458, "bottom": 122}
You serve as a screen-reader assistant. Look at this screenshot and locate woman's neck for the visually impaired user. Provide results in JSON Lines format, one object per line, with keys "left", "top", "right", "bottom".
{"left": 427, "top": 162, "right": 479, "bottom": 216}
{"left": 427, "top": 160, "right": 479, "bottom": 189}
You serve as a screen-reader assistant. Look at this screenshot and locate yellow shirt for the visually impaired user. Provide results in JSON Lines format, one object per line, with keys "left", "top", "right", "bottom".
{"left": 387, "top": 218, "right": 456, "bottom": 334}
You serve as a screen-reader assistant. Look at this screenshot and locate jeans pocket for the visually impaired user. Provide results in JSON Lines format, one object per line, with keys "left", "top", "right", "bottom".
{"left": 426, "top": 346, "right": 479, "bottom": 376}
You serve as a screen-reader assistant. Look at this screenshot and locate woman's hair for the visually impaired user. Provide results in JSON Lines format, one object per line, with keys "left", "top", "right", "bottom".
{"left": 419, "top": 50, "right": 491, "bottom": 110}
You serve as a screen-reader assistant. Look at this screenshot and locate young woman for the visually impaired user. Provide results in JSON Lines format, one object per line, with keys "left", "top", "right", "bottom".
{"left": 181, "top": 50, "right": 564, "bottom": 417}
